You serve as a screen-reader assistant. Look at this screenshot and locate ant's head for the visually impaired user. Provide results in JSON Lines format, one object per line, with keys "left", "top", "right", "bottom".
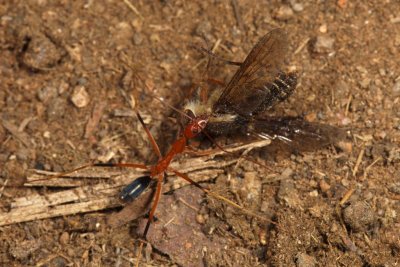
{"left": 184, "top": 115, "right": 208, "bottom": 138}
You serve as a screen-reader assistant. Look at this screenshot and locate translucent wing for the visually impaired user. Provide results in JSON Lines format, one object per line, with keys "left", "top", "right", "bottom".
{"left": 213, "top": 29, "right": 295, "bottom": 117}
{"left": 251, "top": 117, "right": 346, "bottom": 152}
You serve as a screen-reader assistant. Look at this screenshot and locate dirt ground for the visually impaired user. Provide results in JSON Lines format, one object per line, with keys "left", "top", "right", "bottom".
{"left": 1, "top": 1, "right": 400, "bottom": 266}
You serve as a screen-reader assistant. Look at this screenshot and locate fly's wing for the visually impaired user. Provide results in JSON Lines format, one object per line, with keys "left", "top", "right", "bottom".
{"left": 213, "top": 29, "right": 295, "bottom": 117}
{"left": 250, "top": 117, "right": 346, "bottom": 152}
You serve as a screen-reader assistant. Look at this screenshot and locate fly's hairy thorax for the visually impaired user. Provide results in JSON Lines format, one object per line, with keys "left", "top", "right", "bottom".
{"left": 183, "top": 88, "right": 241, "bottom": 135}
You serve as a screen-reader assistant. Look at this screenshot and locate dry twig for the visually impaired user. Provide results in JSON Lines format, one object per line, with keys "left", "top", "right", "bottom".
{"left": 1, "top": 119, "right": 31, "bottom": 147}
{"left": 352, "top": 146, "right": 365, "bottom": 177}
{"left": 122, "top": 0, "right": 143, "bottom": 19}
{"left": 0, "top": 140, "right": 271, "bottom": 226}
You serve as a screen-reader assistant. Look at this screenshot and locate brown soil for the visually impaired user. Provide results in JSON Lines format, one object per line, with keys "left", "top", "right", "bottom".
{"left": 1, "top": 1, "right": 399, "bottom": 266}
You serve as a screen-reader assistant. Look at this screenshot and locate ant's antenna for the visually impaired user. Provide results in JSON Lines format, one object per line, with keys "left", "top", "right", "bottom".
{"left": 123, "top": 77, "right": 194, "bottom": 122}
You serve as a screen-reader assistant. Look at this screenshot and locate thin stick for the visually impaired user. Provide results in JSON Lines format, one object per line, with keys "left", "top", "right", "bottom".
{"left": 0, "top": 177, "right": 9, "bottom": 199}
{"left": 352, "top": 146, "right": 365, "bottom": 177}
{"left": 231, "top": 0, "right": 244, "bottom": 31}
{"left": 203, "top": 131, "right": 272, "bottom": 171}
{"left": 170, "top": 168, "right": 276, "bottom": 225}
{"left": 340, "top": 187, "right": 355, "bottom": 206}
{"left": 1, "top": 119, "right": 31, "bottom": 147}
{"left": 2, "top": 167, "right": 227, "bottom": 226}
{"left": 344, "top": 94, "right": 352, "bottom": 117}
{"left": 122, "top": 0, "right": 143, "bottom": 19}
{"left": 29, "top": 162, "right": 148, "bottom": 184}
{"left": 363, "top": 156, "right": 381, "bottom": 180}
{"left": 294, "top": 37, "right": 310, "bottom": 55}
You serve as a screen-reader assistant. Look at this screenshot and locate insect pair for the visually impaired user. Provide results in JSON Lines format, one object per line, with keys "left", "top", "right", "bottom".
{"left": 38, "top": 28, "right": 343, "bottom": 265}
{"left": 117, "top": 28, "right": 299, "bottom": 240}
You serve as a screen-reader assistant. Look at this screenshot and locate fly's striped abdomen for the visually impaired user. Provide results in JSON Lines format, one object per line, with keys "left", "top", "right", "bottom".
{"left": 253, "top": 72, "right": 297, "bottom": 115}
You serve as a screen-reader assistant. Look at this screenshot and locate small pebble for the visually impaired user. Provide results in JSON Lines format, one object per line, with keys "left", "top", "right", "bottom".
{"left": 77, "top": 77, "right": 88, "bottom": 86}
{"left": 160, "top": 62, "right": 172, "bottom": 73}
{"left": 43, "top": 131, "right": 51, "bottom": 138}
{"left": 313, "top": 35, "right": 335, "bottom": 53}
{"left": 66, "top": 247, "right": 75, "bottom": 257}
{"left": 390, "top": 16, "right": 400, "bottom": 23}
{"left": 339, "top": 117, "right": 352, "bottom": 126}
{"left": 306, "top": 94, "right": 316, "bottom": 102}
{"left": 309, "top": 179, "right": 318, "bottom": 187}
{"left": 131, "top": 18, "right": 142, "bottom": 31}
{"left": 356, "top": 66, "right": 368, "bottom": 74}
{"left": 279, "top": 168, "right": 294, "bottom": 180}
{"left": 70, "top": 85, "right": 90, "bottom": 108}
{"left": 242, "top": 171, "right": 260, "bottom": 200}
{"left": 9, "top": 239, "right": 42, "bottom": 259}
{"left": 195, "top": 21, "right": 212, "bottom": 37}
{"left": 21, "top": 34, "right": 62, "bottom": 70}
{"left": 179, "top": 77, "right": 191, "bottom": 88}
{"left": 319, "top": 24, "right": 328, "bottom": 33}
{"left": 291, "top": 2, "right": 304, "bottom": 12}
{"left": 260, "top": 200, "right": 270, "bottom": 212}
{"left": 82, "top": 250, "right": 89, "bottom": 260}
{"left": 114, "top": 22, "right": 133, "bottom": 48}
{"left": 195, "top": 214, "right": 205, "bottom": 224}
{"left": 47, "top": 98, "right": 66, "bottom": 121}
{"left": 309, "top": 190, "right": 319, "bottom": 197}
{"left": 392, "top": 79, "right": 400, "bottom": 96}
{"left": 319, "top": 180, "right": 331, "bottom": 192}
{"left": 295, "top": 252, "right": 316, "bottom": 267}
{"left": 274, "top": 5, "right": 294, "bottom": 21}
{"left": 278, "top": 179, "right": 301, "bottom": 207}
{"left": 382, "top": 227, "right": 400, "bottom": 251}
{"left": 51, "top": 257, "right": 68, "bottom": 267}
{"left": 133, "top": 32, "right": 144, "bottom": 45}
{"left": 337, "top": 140, "right": 353, "bottom": 153}
{"left": 341, "top": 178, "right": 350, "bottom": 187}
{"left": 37, "top": 86, "right": 57, "bottom": 102}
{"left": 343, "top": 201, "right": 376, "bottom": 232}
{"left": 150, "top": 33, "right": 160, "bottom": 43}
{"left": 308, "top": 205, "right": 323, "bottom": 218}
{"left": 388, "top": 182, "right": 400, "bottom": 194}
{"left": 375, "top": 131, "right": 387, "bottom": 139}
{"left": 16, "top": 148, "right": 30, "bottom": 161}
{"left": 259, "top": 229, "right": 267, "bottom": 245}
{"left": 58, "top": 80, "right": 69, "bottom": 94}
{"left": 59, "top": 232, "right": 69, "bottom": 245}
{"left": 330, "top": 223, "right": 339, "bottom": 232}
{"left": 359, "top": 78, "right": 371, "bottom": 89}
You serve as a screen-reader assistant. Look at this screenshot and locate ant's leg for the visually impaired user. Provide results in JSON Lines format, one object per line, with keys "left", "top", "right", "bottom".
{"left": 135, "top": 111, "right": 162, "bottom": 159}
{"left": 135, "top": 173, "right": 164, "bottom": 267}
{"left": 142, "top": 173, "right": 163, "bottom": 238}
